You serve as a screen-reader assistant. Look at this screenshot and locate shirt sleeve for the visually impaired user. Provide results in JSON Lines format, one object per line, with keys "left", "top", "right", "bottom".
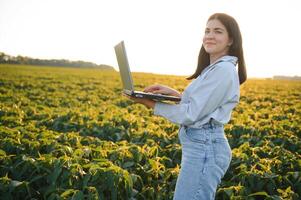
{"left": 153, "top": 63, "right": 234, "bottom": 125}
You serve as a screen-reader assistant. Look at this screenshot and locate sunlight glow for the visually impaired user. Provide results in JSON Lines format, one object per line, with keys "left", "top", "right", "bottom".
{"left": 0, "top": 0, "right": 300, "bottom": 78}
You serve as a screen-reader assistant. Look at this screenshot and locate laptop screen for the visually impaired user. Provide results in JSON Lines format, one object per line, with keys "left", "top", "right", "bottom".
{"left": 114, "top": 41, "right": 134, "bottom": 92}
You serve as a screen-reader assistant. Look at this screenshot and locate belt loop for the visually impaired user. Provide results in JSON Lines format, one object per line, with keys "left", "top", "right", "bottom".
{"left": 209, "top": 118, "right": 213, "bottom": 129}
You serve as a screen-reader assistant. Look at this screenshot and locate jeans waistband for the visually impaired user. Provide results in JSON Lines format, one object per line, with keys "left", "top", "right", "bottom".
{"left": 183, "top": 118, "right": 223, "bottom": 130}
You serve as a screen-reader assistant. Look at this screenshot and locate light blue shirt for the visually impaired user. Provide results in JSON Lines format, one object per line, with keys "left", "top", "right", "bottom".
{"left": 153, "top": 55, "right": 240, "bottom": 128}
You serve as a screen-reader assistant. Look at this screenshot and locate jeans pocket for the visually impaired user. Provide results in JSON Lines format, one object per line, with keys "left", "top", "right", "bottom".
{"left": 212, "top": 138, "right": 232, "bottom": 173}
{"left": 184, "top": 128, "right": 208, "bottom": 143}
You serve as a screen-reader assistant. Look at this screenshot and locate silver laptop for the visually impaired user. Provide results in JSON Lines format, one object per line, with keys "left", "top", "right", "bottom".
{"left": 114, "top": 41, "right": 181, "bottom": 102}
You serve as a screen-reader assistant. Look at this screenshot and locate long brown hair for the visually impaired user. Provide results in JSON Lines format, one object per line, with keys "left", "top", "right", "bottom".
{"left": 187, "top": 13, "right": 247, "bottom": 85}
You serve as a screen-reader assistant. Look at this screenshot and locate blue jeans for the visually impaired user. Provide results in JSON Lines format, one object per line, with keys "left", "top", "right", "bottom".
{"left": 173, "top": 120, "right": 232, "bottom": 200}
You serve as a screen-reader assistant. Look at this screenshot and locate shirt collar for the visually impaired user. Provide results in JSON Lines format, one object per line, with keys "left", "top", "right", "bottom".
{"left": 211, "top": 55, "right": 238, "bottom": 66}
{"left": 200, "top": 55, "right": 238, "bottom": 77}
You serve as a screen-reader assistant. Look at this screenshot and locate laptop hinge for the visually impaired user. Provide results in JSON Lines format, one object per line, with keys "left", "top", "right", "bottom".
{"left": 123, "top": 89, "right": 133, "bottom": 95}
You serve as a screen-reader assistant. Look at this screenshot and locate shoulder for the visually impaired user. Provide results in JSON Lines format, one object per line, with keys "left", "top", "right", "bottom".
{"left": 214, "top": 56, "right": 237, "bottom": 73}
{"left": 197, "top": 56, "right": 238, "bottom": 81}
{"left": 210, "top": 62, "right": 236, "bottom": 77}
{"left": 216, "top": 55, "right": 237, "bottom": 69}
{"left": 219, "top": 55, "right": 238, "bottom": 66}
{"left": 214, "top": 56, "right": 240, "bottom": 85}
{"left": 203, "top": 56, "right": 238, "bottom": 83}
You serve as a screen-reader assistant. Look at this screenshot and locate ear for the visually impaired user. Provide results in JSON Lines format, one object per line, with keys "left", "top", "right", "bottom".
{"left": 228, "top": 38, "right": 233, "bottom": 47}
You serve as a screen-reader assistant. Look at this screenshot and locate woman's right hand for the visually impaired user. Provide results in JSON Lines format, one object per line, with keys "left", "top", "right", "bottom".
{"left": 143, "top": 84, "right": 182, "bottom": 97}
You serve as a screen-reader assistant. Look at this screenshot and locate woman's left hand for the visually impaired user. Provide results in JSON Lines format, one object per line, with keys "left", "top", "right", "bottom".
{"left": 123, "top": 94, "right": 156, "bottom": 109}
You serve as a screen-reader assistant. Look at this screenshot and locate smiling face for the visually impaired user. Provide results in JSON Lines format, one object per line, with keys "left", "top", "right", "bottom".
{"left": 203, "top": 19, "right": 233, "bottom": 63}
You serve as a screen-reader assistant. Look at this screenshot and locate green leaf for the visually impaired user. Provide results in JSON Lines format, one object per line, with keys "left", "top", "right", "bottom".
{"left": 61, "top": 189, "right": 76, "bottom": 197}
{"left": 123, "top": 161, "right": 135, "bottom": 168}
{"left": 248, "top": 191, "right": 270, "bottom": 197}
{"left": 223, "top": 187, "right": 233, "bottom": 197}
{"left": 72, "top": 190, "right": 84, "bottom": 200}
{"left": 10, "top": 180, "right": 23, "bottom": 188}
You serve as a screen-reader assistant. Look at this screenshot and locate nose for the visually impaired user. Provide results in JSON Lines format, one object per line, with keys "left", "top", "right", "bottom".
{"left": 203, "top": 35, "right": 214, "bottom": 44}
{"left": 204, "top": 31, "right": 214, "bottom": 39}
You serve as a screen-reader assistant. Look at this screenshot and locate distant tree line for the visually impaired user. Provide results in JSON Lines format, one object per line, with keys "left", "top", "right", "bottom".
{"left": 273, "top": 75, "right": 301, "bottom": 80}
{"left": 0, "top": 52, "right": 115, "bottom": 70}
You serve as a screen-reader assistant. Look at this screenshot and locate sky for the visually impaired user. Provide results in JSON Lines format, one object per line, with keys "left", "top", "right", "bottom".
{"left": 0, "top": 0, "right": 301, "bottom": 78}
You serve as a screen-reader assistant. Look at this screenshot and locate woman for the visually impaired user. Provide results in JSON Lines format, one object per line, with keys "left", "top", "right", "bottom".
{"left": 124, "top": 13, "right": 247, "bottom": 199}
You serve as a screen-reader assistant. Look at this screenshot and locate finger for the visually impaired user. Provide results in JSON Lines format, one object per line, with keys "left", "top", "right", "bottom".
{"left": 143, "top": 84, "right": 160, "bottom": 92}
{"left": 152, "top": 90, "right": 162, "bottom": 94}
{"left": 143, "top": 87, "right": 154, "bottom": 92}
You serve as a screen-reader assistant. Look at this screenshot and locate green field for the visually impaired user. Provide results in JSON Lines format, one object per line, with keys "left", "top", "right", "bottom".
{"left": 0, "top": 64, "right": 300, "bottom": 200}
